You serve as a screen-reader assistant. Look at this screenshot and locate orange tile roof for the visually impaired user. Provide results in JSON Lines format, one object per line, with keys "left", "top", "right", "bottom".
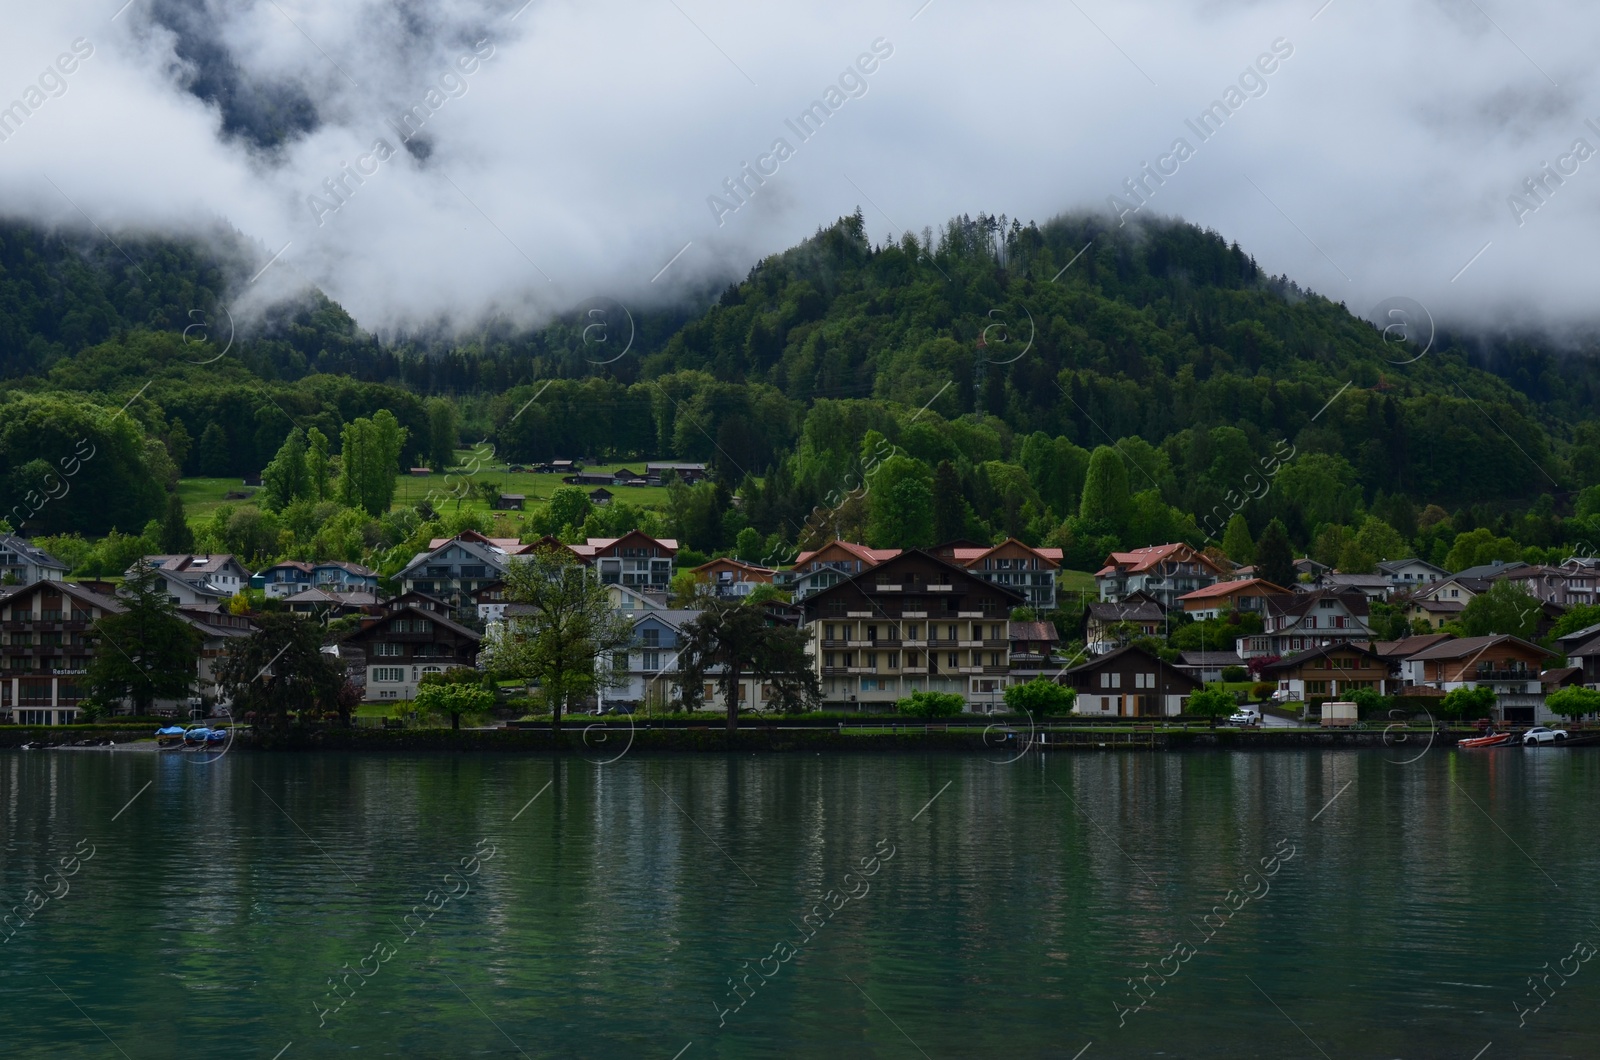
{"left": 1178, "top": 577, "right": 1290, "bottom": 600}
{"left": 1099, "top": 543, "right": 1221, "bottom": 575}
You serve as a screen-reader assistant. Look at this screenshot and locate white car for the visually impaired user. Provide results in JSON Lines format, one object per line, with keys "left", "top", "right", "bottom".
{"left": 1227, "top": 709, "right": 1261, "bottom": 727}
{"left": 1522, "top": 726, "right": 1569, "bottom": 745}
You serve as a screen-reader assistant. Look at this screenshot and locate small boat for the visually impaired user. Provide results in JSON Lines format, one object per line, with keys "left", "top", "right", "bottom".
{"left": 204, "top": 728, "right": 228, "bottom": 745}
{"left": 1459, "top": 731, "right": 1512, "bottom": 749}
{"left": 183, "top": 727, "right": 213, "bottom": 746}
{"left": 155, "top": 726, "right": 187, "bottom": 747}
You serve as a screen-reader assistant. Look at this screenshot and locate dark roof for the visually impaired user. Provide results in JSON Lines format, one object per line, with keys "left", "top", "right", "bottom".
{"left": 7, "top": 580, "right": 125, "bottom": 613}
{"left": 341, "top": 604, "right": 482, "bottom": 644}
{"left": 1264, "top": 588, "right": 1370, "bottom": 619}
{"left": 1260, "top": 641, "right": 1385, "bottom": 672}
{"left": 1404, "top": 634, "right": 1555, "bottom": 662}
{"left": 1542, "top": 666, "right": 1582, "bottom": 688}
{"left": 1321, "top": 573, "right": 1392, "bottom": 589}
{"left": 1087, "top": 600, "right": 1164, "bottom": 623}
{"left": 1378, "top": 558, "right": 1448, "bottom": 576}
{"left": 1008, "top": 621, "right": 1059, "bottom": 642}
{"left": 802, "top": 548, "right": 1026, "bottom": 614}
{"left": 1178, "top": 651, "right": 1247, "bottom": 666}
{"left": 1453, "top": 561, "right": 1529, "bottom": 579}
{"left": 1371, "top": 634, "right": 1455, "bottom": 658}
{"left": 1061, "top": 644, "right": 1202, "bottom": 689}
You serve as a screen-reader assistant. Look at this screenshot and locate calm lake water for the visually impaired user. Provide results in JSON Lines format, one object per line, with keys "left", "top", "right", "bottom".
{"left": 1, "top": 744, "right": 1598, "bottom": 1058}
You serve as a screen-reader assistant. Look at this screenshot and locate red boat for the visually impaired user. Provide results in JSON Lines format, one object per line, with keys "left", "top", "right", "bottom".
{"left": 1458, "top": 731, "right": 1512, "bottom": 749}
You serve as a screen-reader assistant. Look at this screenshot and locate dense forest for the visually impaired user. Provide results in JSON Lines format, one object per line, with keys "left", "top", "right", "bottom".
{"left": 4, "top": 208, "right": 1600, "bottom": 585}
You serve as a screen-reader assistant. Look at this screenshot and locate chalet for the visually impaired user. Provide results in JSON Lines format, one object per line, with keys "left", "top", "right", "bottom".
{"left": 144, "top": 565, "right": 233, "bottom": 609}
{"left": 1260, "top": 643, "right": 1389, "bottom": 705}
{"left": 1175, "top": 650, "right": 1247, "bottom": 685}
{"left": 589, "top": 488, "right": 614, "bottom": 506}
{"left": 178, "top": 606, "right": 255, "bottom": 708}
{"left": 397, "top": 537, "right": 510, "bottom": 610}
{"left": 1084, "top": 592, "right": 1165, "bottom": 654}
{"left": 1237, "top": 589, "right": 1374, "bottom": 660}
{"left": 1313, "top": 573, "right": 1392, "bottom": 601}
{"left": 937, "top": 538, "right": 1064, "bottom": 611}
{"left": 0, "top": 535, "right": 68, "bottom": 587}
{"left": 1371, "top": 633, "right": 1454, "bottom": 671}
{"left": 474, "top": 581, "right": 509, "bottom": 623}
{"left": 140, "top": 554, "right": 251, "bottom": 596}
{"left": 1060, "top": 644, "right": 1201, "bottom": 718}
{"left": 0, "top": 582, "right": 122, "bottom": 725}
{"left": 1496, "top": 564, "right": 1600, "bottom": 608}
{"left": 1405, "top": 597, "right": 1466, "bottom": 630}
{"left": 381, "top": 590, "right": 451, "bottom": 615}
{"left": 692, "top": 557, "right": 776, "bottom": 599}
{"left": 1378, "top": 558, "right": 1449, "bottom": 591}
{"left": 647, "top": 462, "right": 708, "bottom": 485}
{"left": 1399, "top": 634, "right": 1557, "bottom": 725}
{"left": 801, "top": 550, "right": 1024, "bottom": 711}
{"left": 1293, "top": 557, "right": 1330, "bottom": 579}
{"left": 340, "top": 605, "right": 482, "bottom": 701}
{"left": 281, "top": 588, "right": 369, "bottom": 619}
{"left": 257, "top": 560, "right": 380, "bottom": 599}
{"left": 612, "top": 468, "right": 649, "bottom": 486}
{"left": 1558, "top": 626, "right": 1600, "bottom": 687}
{"left": 605, "top": 583, "right": 666, "bottom": 612}
{"left": 1095, "top": 543, "right": 1223, "bottom": 609}
{"left": 571, "top": 530, "right": 679, "bottom": 591}
{"left": 603, "top": 609, "right": 766, "bottom": 713}
{"left": 1177, "top": 577, "right": 1290, "bottom": 620}
{"left": 495, "top": 494, "right": 526, "bottom": 511}
{"left": 1007, "top": 620, "right": 1061, "bottom": 681}
{"left": 781, "top": 540, "right": 901, "bottom": 601}
{"left": 566, "top": 472, "right": 616, "bottom": 486}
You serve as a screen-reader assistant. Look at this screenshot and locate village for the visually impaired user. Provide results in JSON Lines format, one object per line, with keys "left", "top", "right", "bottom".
{"left": 3, "top": 522, "right": 1595, "bottom": 734}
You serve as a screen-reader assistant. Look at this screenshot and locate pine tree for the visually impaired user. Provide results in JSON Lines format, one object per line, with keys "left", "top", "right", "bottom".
{"left": 84, "top": 562, "right": 201, "bottom": 715}
{"left": 159, "top": 493, "right": 195, "bottom": 554}
{"left": 1221, "top": 514, "right": 1254, "bottom": 564}
{"left": 198, "top": 422, "right": 230, "bottom": 477}
{"left": 307, "top": 427, "right": 330, "bottom": 501}
{"left": 1256, "top": 518, "right": 1295, "bottom": 588}
{"left": 260, "top": 428, "right": 310, "bottom": 511}
{"left": 1079, "top": 446, "right": 1131, "bottom": 531}
{"left": 932, "top": 460, "right": 965, "bottom": 543}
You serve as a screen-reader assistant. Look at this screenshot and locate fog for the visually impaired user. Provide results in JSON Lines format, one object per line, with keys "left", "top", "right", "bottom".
{"left": 2, "top": 0, "right": 1595, "bottom": 337}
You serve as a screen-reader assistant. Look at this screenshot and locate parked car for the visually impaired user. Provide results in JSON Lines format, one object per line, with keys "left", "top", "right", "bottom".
{"left": 1227, "top": 708, "right": 1261, "bottom": 727}
{"left": 1522, "top": 726, "right": 1569, "bottom": 745}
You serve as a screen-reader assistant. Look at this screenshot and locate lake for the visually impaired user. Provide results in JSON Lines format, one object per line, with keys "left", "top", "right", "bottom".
{"left": 1, "top": 744, "right": 1597, "bottom": 1058}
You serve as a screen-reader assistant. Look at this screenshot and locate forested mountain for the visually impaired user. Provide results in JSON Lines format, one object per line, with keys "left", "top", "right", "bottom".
{"left": 4, "top": 208, "right": 1600, "bottom": 579}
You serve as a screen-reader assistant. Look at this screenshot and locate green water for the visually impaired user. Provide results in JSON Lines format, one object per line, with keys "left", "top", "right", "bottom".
{"left": 0, "top": 746, "right": 1596, "bottom": 1058}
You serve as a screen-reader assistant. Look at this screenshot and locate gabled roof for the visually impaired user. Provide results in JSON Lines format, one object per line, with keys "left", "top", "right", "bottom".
{"left": 1177, "top": 651, "right": 1247, "bottom": 666}
{"left": 144, "top": 566, "right": 231, "bottom": 600}
{"left": 792, "top": 540, "right": 901, "bottom": 568}
{"left": 569, "top": 530, "right": 680, "bottom": 557}
{"left": 1378, "top": 558, "right": 1449, "bottom": 576}
{"left": 693, "top": 558, "right": 775, "bottom": 577}
{"left": 403, "top": 537, "right": 512, "bottom": 574}
{"left": 1322, "top": 573, "right": 1392, "bottom": 589}
{"left": 6, "top": 580, "right": 125, "bottom": 613}
{"left": 1087, "top": 600, "right": 1164, "bottom": 623}
{"left": 1096, "top": 542, "right": 1221, "bottom": 577}
{"left": 341, "top": 604, "right": 482, "bottom": 645}
{"left": 0, "top": 534, "right": 69, "bottom": 572}
{"left": 803, "top": 548, "right": 1025, "bottom": 610}
{"left": 1542, "top": 666, "right": 1582, "bottom": 688}
{"left": 1178, "top": 577, "right": 1289, "bottom": 601}
{"left": 1453, "top": 560, "right": 1530, "bottom": 579}
{"left": 1403, "top": 634, "right": 1555, "bottom": 662}
{"left": 1008, "top": 621, "right": 1060, "bottom": 642}
{"left": 426, "top": 531, "right": 522, "bottom": 552}
{"left": 1264, "top": 588, "right": 1371, "bottom": 619}
{"left": 1372, "top": 633, "right": 1455, "bottom": 658}
{"left": 1408, "top": 598, "right": 1466, "bottom": 614}
{"left": 142, "top": 554, "right": 250, "bottom": 577}
{"left": 1061, "top": 643, "right": 1202, "bottom": 688}
{"left": 945, "top": 538, "right": 1064, "bottom": 567}
{"left": 314, "top": 560, "right": 378, "bottom": 577}
{"left": 1260, "top": 641, "right": 1386, "bottom": 672}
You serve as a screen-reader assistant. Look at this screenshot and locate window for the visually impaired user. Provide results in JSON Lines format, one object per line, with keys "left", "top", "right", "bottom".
{"left": 824, "top": 653, "right": 835, "bottom": 668}
{"left": 824, "top": 624, "right": 836, "bottom": 641}
{"left": 947, "top": 653, "right": 959, "bottom": 668}
{"left": 374, "top": 667, "right": 405, "bottom": 683}
{"left": 642, "top": 628, "right": 660, "bottom": 648}
{"left": 888, "top": 653, "right": 900, "bottom": 669}
{"left": 906, "top": 624, "right": 918, "bottom": 639}
{"left": 375, "top": 643, "right": 403, "bottom": 657}
{"left": 866, "top": 653, "right": 877, "bottom": 670}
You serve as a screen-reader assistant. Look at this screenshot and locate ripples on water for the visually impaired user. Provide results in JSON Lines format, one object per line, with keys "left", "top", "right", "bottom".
{"left": 1, "top": 747, "right": 1598, "bottom": 1058}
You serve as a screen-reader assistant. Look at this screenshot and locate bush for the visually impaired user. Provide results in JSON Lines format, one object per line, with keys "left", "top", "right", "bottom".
{"left": 1221, "top": 665, "right": 1248, "bottom": 683}
{"left": 896, "top": 691, "right": 964, "bottom": 718}
{"left": 1251, "top": 682, "right": 1274, "bottom": 700}
{"left": 1187, "top": 688, "right": 1236, "bottom": 726}
{"left": 1003, "top": 679, "right": 1076, "bottom": 717}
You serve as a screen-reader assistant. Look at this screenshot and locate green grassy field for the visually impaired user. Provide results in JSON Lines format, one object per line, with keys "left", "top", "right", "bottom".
{"left": 176, "top": 454, "right": 678, "bottom": 526}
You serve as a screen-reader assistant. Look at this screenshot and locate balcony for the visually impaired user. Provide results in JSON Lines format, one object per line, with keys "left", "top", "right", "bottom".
{"left": 846, "top": 639, "right": 873, "bottom": 648}
{"left": 958, "top": 639, "right": 983, "bottom": 648}
{"left": 958, "top": 610, "right": 983, "bottom": 619}
{"left": 822, "top": 667, "right": 849, "bottom": 676}
{"left": 927, "top": 584, "right": 953, "bottom": 592}
{"left": 982, "top": 665, "right": 1010, "bottom": 675}
{"left": 903, "top": 639, "right": 927, "bottom": 648}
{"left": 873, "top": 584, "right": 902, "bottom": 592}
{"left": 958, "top": 666, "right": 982, "bottom": 674}
{"left": 1476, "top": 669, "right": 1534, "bottom": 680}
{"left": 902, "top": 610, "right": 927, "bottom": 618}
{"left": 901, "top": 666, "right": 928, "bottom": 674}
{"left": 847, "top": 666, "right": 873, "bottom": 674}
{"left": 846, "top": 610, "right": 873, "bottom": 618}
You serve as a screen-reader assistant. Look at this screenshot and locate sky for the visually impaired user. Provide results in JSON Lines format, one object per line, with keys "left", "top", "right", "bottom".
{"left": 1, "top": 0, "right": 1595, "bottom": 340}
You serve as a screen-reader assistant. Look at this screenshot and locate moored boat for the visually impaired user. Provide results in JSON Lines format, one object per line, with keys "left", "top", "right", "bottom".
{"left": 155, "top": 726, "right": 187, "bottom": 748}
{"left": 1458, "top": 731, "right": 1511, "bottom": 749}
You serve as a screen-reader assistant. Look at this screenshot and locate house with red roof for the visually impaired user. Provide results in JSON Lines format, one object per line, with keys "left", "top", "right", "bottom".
{"left": 934, "top": 538, "right": 1064, "bottom": 611}
{"left": 1095, "top": 543, "right": 1224, "bottom": 610}
{"left": 784, "top": 540, "right": 902, "bottom": 600}
{"left": 570, "top": 530, "right": 679, "bottom": 591}
{"left": 1177, "top": 577, "right": 1291, "bottom": 620}
{"left": 692, "top": 557, "right": 776, "bottom": 599}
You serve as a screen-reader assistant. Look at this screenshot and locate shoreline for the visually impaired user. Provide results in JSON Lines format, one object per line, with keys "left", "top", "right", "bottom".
{"left": 4, "top": 726, "right": 1578, "bottom": 754}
